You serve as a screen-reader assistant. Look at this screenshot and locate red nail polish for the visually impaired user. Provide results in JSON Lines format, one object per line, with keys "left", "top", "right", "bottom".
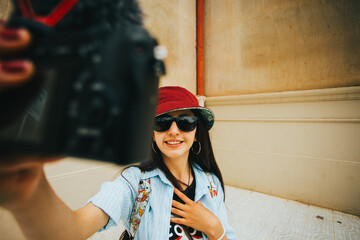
{"left": 1, "top": 61, "right": 26, "bottom": 73}
{"left": 0, "top": 29, "right": 21, "bottom": 41}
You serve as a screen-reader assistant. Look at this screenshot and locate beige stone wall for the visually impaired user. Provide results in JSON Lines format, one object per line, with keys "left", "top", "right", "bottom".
{"left": 203, "top": 0, "right": 360, "bottom": 216}
{"left": 0, "top": 0, "right": 11, "bottom": 20}
{"left": 204, "top": 0, "right": 360, "bottom": 96}
{"left": 139, "top": 0, "right": 196, "bottom": 93}
{"left": 207, "top": 87, "right": 360, "bottom": 216}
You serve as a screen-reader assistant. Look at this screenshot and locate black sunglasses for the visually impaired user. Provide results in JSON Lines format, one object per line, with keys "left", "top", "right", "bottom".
{"left": 154, "top": 115, "right": 198, "bottom": 132}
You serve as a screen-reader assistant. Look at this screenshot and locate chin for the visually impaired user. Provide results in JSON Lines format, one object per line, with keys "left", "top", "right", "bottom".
{"left": 162, "top": 150, "right": 190, "bottom": 160}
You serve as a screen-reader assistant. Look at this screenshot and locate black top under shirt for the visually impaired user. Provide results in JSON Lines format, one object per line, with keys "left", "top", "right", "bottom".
{"left": 169, "top": 177, "right": 204, "bottom": 240}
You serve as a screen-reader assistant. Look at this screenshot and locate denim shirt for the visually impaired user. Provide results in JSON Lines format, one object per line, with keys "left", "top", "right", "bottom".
{"left": 88, "top": 164, "right": 237, "bottom": 239}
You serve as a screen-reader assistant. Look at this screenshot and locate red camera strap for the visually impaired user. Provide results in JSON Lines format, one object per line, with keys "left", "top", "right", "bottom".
{"left": 18, "top": 0, "right": 78, "bottom": 27}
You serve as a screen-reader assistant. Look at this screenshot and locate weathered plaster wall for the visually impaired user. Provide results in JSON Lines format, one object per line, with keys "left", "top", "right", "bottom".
{"left": 207, "top": 88, "right": 360, "bottom": 216}
{"left": 204, "top": 0, "right": 360, "bottom": 215}
{"left": 204, "top": 0, "right": 360, "bottom": 96}
{"left": 0, "top": 0, "right": 11, "bottom": 19}
{"left": 139, "top": 0, "right": 196, "bottom": 93}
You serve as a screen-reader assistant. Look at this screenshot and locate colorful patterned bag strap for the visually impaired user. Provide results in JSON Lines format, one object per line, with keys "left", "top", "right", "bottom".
{"left": 127, "top": 171, "right": 215, "bottom": 239}
{"left": 129, "top": 171, "right": 151, "bottom": 239}
{"left": 206, "top": 172, "right": 218, "bottom": 198}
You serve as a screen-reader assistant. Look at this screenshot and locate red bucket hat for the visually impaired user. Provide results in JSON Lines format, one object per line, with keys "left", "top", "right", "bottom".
{"left": 156, "top": 86, "right": 215, "bottom": 130}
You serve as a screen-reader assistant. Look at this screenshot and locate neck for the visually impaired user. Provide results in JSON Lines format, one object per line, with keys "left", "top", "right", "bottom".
{"left": 162, "top": 154, "right": 192, "bottom": 188}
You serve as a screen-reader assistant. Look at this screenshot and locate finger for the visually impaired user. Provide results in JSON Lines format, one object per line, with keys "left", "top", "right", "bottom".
{"left": 173, "top": 188, "right": 193, "bottom": 205}
{"left": 0, "top": 60, "right": 35, "bottom": 89}
{"left": 170, "top": 217, "right": 186, "bottom": 225}
{"left": 172, "top": 200, "right": 186, "bottom": 210}
{"left": 171, "top": 207, "right": 186, "bottom": 217}
{"left": 0, "top": 27, "right": 32, "bottom": 54}
{"left": 196, "top": 200, "right": 203, "bottom": 206}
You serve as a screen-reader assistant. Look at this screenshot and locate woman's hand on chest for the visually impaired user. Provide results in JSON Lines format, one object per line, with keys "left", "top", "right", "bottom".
{"left": 170, "top": 188, "right": 226, "bottom": 240}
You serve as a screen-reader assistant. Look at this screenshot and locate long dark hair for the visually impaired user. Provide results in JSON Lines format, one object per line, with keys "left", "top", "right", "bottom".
{"left": 120, "top": 110, "right": 224, "bottom": 240}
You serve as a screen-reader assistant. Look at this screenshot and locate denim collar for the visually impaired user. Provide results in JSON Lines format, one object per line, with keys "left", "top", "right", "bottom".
{"left": 140, "top": 163, "right": 211, "bottom": 201}
{"left": 141, "top": 167, "right": 172, "bottom": 187}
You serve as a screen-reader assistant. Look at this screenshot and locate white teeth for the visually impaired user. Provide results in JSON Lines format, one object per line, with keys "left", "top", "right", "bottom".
{"left": 167, "top": 141, "right": 181, "bottom": 145}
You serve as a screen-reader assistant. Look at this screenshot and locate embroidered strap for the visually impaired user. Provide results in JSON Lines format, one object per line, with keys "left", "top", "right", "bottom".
{"left": 129, "top": 172, "right": 151, "bottom": 238}
{"left": 206, "top": 172, "right": 218, "bottom": 198}
{"left": 128, "top": 171, "right": 216, "bottom": 239}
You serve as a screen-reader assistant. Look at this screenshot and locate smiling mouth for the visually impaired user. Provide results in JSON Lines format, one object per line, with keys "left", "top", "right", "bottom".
{"left": 165, "top": 140, "right": 183, "bottom": 145}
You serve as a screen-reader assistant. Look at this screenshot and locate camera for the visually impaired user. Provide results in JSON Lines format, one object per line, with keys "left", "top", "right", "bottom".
{"left": 0, "top": 0, "right": 165, "bottom": 164}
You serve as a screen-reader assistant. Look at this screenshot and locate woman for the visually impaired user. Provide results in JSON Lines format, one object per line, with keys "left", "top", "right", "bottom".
{"left": 0, "top": 23, "right": 236, "bottom": 240}
{"left": 90, "top": 86, "right": 236, "bottom": 239}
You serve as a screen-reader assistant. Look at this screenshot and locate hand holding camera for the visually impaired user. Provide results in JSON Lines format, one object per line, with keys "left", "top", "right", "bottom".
{"left": 0, "top": 21, "right": 59, "bottom": 213}
{"left": 0, "top": 0, "right": 165, "bottom": 165}
{"left": 0, "top": 0, "right": 164, "bottom": 214}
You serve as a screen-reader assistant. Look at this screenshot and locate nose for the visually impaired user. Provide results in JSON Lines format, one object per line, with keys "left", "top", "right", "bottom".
{"left": 168, "top": 121, "right": 180, "bottom": 135}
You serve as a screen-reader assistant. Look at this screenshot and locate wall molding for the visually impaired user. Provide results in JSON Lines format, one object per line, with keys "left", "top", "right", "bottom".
{"left": 208, "top": 87, "right": 360, "bottom": 215}
{"left": 205, "top": 86, "right": 360, "bottom": 106}
{"left": 215, "top": 147, "right": 360, "bottom": 166}
{"left": 216, "top": 118, "right": 360, "bottom": 123}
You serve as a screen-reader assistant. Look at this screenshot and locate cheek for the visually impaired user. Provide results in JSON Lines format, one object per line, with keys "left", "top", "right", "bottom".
{"left": 153, "top": 132, "right": 162, "bottom": 145}
{"left": 187, "top": 131, "right": 197, "bottom": 142}
{"left": 153, "top": 131, "right": 160, "bottom": 139}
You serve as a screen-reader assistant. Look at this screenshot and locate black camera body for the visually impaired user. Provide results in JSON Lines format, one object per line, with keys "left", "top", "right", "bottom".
{"left": 0, "top": 0, "right": 165, "bottom": 164}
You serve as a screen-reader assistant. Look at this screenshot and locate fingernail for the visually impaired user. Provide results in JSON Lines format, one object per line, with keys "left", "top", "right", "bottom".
{"left": 0, "top": 29, "right": 21, "bottom": 41}
{"left": 1, "top": 61, "right": 26, "bottom": 73}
